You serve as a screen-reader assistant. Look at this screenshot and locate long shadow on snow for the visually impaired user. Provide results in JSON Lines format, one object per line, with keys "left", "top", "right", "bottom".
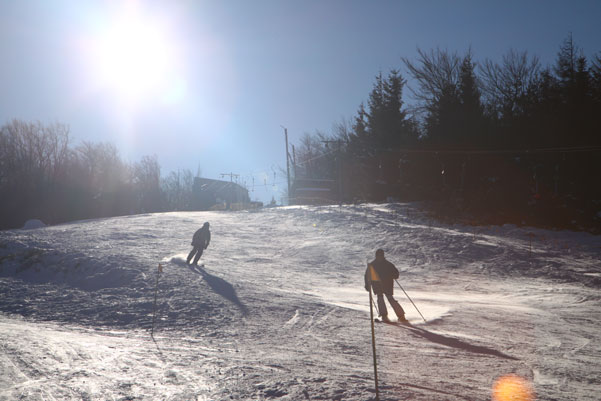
{"left": 187, "top": 264, "right": 248, "bottom": 316}
{"left": 397, "top": 324, "right": 517, "bottom": 360}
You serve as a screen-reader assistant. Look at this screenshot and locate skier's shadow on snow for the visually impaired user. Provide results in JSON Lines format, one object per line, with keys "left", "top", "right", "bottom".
{"left": 187, "top": 264, "right": 249, "bottom": 316}
{"left": 403, "top": 324, "right": 517, "bottom": 360}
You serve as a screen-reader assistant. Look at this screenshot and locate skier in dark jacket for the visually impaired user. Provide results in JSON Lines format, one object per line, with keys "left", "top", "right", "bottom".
{"left": 187, "top": 222, "right": 211, "bottom": 265}
{"left": 364, "top": 249, "right": 407, "bottom": 323}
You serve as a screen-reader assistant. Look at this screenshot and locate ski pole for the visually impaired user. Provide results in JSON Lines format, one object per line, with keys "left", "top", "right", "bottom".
{"left": 366, "top": 259, "right": 380, "bottom": 317}
{"left": 368, "top": 279, "right": 380, "bottom": 401}
{"left": 370, "top": 295, "right": 380, "bottom": 317}
{"left": 151, "top": 263, "right": 163, "bottom": 337}
{"left": 395, "top": 279, "right": 427, "bottom": 323}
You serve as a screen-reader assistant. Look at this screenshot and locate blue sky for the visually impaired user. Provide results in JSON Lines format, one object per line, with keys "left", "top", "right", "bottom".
{"left": 1, "top": 1, "right": 600, "bottom": 204}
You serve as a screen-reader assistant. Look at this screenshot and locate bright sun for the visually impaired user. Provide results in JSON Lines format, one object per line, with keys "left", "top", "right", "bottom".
{"left": 87, "top": 5, "right": 182, "bottom": 107}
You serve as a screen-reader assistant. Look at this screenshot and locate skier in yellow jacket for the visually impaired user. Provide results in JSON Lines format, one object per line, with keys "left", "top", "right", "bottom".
{"left": 364, "top": 249, "right": 407, "bottom": 323}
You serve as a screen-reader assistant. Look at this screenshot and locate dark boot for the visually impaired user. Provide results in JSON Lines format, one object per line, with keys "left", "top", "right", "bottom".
{"left": 186, "top": 249, "right": 195, "bottom": 265}
{"left": 387, "top": 294, "right": 406, "bottom": 322}
{"left": 192, "top": 248, "right": 203, "bottom": 265}
{"left": 380, "top": 314, "right": 391, "bottom": 323}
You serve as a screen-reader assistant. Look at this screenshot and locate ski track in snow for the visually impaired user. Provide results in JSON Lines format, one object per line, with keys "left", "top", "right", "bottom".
{"left": 1, "top": 203, "right": 600, "bottom": 400}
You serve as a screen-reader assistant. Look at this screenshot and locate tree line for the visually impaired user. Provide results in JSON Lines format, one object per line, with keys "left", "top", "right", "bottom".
{"left": 292, "top": 34, "right": 601, "bottom": 230}
{"left": 0, "top": 119, "right": 196, "bottom": 229}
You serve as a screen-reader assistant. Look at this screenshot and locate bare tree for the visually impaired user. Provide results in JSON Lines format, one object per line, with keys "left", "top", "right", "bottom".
{"left": 0, "top": 120, "right": 72, "bottom": 227}
{"left": 161, "top": 169, "right": 194, "bottom": 211}
{"left": 294, "top": 131, "right": 334, "bottom": 180}
{"left": 403, "top": 48, "right": 462, "bottom": 114}
{"left": 0, "top": 120, "right": 70, "bottom": 189}
{"left": 480, "top": 49, "right": 541, "bottom": 118}
{"left": 133, "top": 154, "right": 164, "bottom": 213}
{"left": 76, "top": 141, "right": 128, "bottom": 198}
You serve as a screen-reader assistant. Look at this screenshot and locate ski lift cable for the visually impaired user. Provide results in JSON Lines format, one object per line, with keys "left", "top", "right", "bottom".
{"left": 347, "top": 136, "right": 601, "bottom": 155}
{"left": 378, "top": 144, "right": 601, "bottom": 155}
{"left": 202, "top": 149, "right": 336, "bottom": 191}
{"left": 294, "top": 148, "right": 339, "bottom": 167}
{"left": 230, "top": 144, "right": 601, "bottom": 187}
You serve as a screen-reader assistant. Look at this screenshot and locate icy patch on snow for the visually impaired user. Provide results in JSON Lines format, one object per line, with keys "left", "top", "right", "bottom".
{"left": 424, "top": 290, "right": 547, "bottom": 315}
{"left": 306, "top": 286, "right": 451, "bottom": 324}
{"left": 472, "top": 239, "right": 498, "bottom": 247}
{"left": 22, "top": 219, "right": 46, "bottom": 229}
{"left": 370, "top": 205, "right": 399, "bottom": 213}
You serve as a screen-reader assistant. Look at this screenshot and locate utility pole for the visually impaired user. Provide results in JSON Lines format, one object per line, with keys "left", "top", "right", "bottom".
{"left": 292, "top": 145, "right": 297, "bottom": 178}
{"left": 220, "top": 172, "right": 239, "bottom": 183}
{"left": 322, "top": 140, "right": 343, "bottom": 204}
{"left": 220, "top": 173, "right": 241, "bottom": 208}
{"left": 281, "top": 126, "right": 291, "bottom": 204}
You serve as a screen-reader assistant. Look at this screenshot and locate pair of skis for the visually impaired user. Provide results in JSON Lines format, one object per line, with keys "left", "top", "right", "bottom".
{"left": 374, "top": 317, "right": 412, "bottom": 326}
{"left": 370, "top": 279, "right": 427, "bottom": 325}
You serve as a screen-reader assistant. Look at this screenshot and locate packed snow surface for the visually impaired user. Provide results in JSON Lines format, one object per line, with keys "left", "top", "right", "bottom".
{"left": 1, "top": 203, "right": 600, "bottom": 400}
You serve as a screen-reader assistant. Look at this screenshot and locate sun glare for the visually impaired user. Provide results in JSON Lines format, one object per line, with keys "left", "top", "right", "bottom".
{"left": 87, "top": 4, "right": 185, "bottom": 107}
{"left": 99, "top": 21, "right": 167, "bottom": 95}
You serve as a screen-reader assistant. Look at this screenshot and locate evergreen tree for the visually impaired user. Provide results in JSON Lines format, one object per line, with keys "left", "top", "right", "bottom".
{"left": 458, "top": 51, "right": 485, "bottom": 146}
{"left": 591, "top": 53, "right": 601, "bottom": 104}
{"left": 353, "top": 103, "right": 369, "bottom": 142}
{"left": 588, "top": 54, "right": 601, "bottom": 146}
{"left": 382, "top": 70, "right": 409, "bottom": 147}
{"left": 425, "top": 82, "right": 462, "bottom": 146}
{"left": 554, "top": 33, "right": 578, "bottom": 88}
{"left": 366, "top": 72, "right": 386, "bottom": 146}
{"left": 554, "top": 33, "right": 590, "bottom": 105}
{"left": 553, "top": 34, "right": 595, "bottom": 145}
{"left": 353, "top": 70, "right": 411, "bottom": 150}
{"left": 528, "top": 68, "right": 561, "bottom": 146}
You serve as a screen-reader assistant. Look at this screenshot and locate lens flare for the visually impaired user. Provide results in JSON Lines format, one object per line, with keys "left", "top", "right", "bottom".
{"left": 492, "top": 374, "right": 535, "bottom": 401}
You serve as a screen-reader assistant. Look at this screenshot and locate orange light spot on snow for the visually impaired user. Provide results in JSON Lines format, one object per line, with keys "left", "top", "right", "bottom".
{"left": 492, "top": 374, "right": 535, "bottom": 401}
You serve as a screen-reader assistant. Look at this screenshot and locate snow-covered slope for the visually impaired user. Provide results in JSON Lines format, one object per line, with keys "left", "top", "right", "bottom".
{"left": 1, "top": 204, "right": 600, "bottom": 400}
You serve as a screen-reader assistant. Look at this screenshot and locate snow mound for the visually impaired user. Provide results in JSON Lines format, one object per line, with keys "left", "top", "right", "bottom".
{"left": 0, "top": 245, "right": 142, "bottom": 291}
{"left": 22, "top": 219, "right": 46, "bottom": 229}
{"left": 162, "top": 254, "right": 189, "bottom": 266}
